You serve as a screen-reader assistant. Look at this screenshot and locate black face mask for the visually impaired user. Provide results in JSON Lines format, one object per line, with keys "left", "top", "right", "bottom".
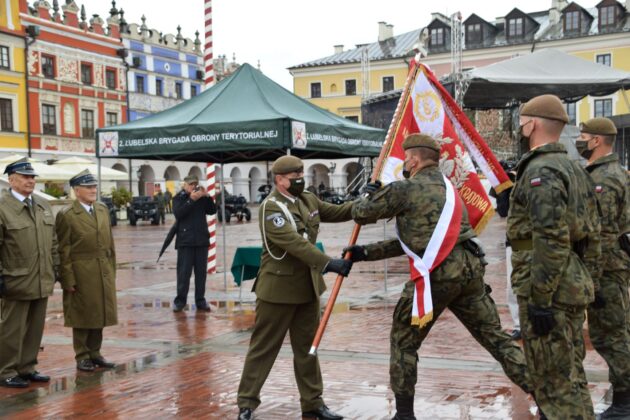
{"left": 575, "top": 140, "right": 593, "bottom": 160}
{"left": 287, "top": 177, "right": 305, "bottom": 196}
{"left": 517, "top": 121, "right": 532, "bottom": 153}
{"left": 402, "top": 160, "right": 412, "bottom": 179}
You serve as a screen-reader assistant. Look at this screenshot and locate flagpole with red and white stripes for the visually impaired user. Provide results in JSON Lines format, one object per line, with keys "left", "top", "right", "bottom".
{"left": 204, "top": 0, "right": 217, "bottom": 274}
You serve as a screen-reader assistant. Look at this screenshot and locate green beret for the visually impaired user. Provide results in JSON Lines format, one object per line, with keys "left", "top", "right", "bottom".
{"left": 579, "top": 117, "right": 617, "bottom": 135}
{"left": 520, "top": 94, "right": 569, "bottom": 123}
{"left": 402, "top": 133, "right": 440, "bottom": 152}
{"left": 272, "top": 155, "right": 303, "bottom": 174}
{"left": 183, "top": 175, "right": 199, "bottom": 183}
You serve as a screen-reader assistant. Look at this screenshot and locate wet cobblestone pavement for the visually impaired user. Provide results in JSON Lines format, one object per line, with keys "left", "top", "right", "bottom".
{"left": 0, "top": 207, "right": 613, "bottom": 419}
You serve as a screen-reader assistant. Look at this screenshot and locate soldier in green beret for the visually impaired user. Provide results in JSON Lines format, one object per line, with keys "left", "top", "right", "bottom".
{"left": 0, "top": 158, "right": 59, "bottom": 387}
{"left": 508, "top": 95, "right": 602, "bottom": 419}
{"left": 346, "top": 134, "right": 532, "bottom": 419}
{"left": 577, "top": 117, "right": 630, "bottom": 419}
{"left": 237, "top": 155, "right": 353, "bottom": 420}
{"left": 56, "top": 170, "right": 117, "bottom": 372}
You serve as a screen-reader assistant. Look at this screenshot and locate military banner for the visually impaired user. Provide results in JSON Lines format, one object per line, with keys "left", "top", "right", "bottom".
{"left": 379, "top": 60, "right": 502, "bottom": 233}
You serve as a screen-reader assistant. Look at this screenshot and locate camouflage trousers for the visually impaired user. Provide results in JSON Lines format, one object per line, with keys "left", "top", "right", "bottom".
{"left": 390, "top": 246, "right": 531, "bottom": 397}
{"left": 587, "top": 270, "right": 630, "bottom": 393}
{"left": 518, "top": 297, "right": 594, "bottom": 420}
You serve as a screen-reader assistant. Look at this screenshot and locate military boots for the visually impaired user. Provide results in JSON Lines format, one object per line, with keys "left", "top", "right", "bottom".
{"left": 598, "top": 390, "right": 630, "bottom": 420}
{"left": 392, "top": 394, "right": 416, "bottom": 420}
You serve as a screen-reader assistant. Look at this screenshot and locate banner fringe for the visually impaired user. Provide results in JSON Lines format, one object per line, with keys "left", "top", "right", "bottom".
{"left": 494, "top": 180, "right": 513, "bottom": 195}
{"left": 473, "top": 207, "right": 495, "bottom": 235}
{"left": 411, "top": 312, "right": 433, "bottom": 329}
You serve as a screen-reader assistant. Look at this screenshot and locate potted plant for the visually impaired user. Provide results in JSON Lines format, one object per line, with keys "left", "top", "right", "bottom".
{"left": 111, "top": 187, "right": 132, "bottom": 220}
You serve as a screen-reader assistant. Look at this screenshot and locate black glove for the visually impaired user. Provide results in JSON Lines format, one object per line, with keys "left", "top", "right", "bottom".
{"left": 362, "top": 180, "right": 382, "bottom": 196}
{"left": 323, "top": 259, "right": 353, "bottom": 277}
{"left": 590, "top": 291, "right": 606, "bottom": 309}
{"left": 0, "top": 275, "right": 5, "bottom": 298}
{"left": 527, "top": 304, "right": 556, "bottom": 336}
{"left": 343, "top": 245, "right": 367, "bottom": 262}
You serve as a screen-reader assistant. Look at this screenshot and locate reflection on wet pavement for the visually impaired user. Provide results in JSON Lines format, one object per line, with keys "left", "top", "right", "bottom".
{"left": 0, "top": 214, "right": 614, "bottom": 418}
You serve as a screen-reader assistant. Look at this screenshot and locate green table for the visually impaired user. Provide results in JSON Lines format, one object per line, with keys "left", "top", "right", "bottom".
{"left": 231, "top": 242, "right": 325, "bottom": 288}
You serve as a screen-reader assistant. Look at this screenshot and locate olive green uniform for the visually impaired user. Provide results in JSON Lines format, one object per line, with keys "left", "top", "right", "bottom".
{"left": 0, "top": 193, "right": 59, "bottom": 380}
{"left": 237, "top": 189, "right": 353, "bottom": 412}
{"left": 352, "top": 165, "right": 532, "bottom": 397}
{"left": 508, "top": 142, "right": 601, "bottom": 419}
{"left": 585, "top": 153, "right": 630, "bottom": 394}
{"left": 56, "top": 200, "right": 117, "bottom": 362}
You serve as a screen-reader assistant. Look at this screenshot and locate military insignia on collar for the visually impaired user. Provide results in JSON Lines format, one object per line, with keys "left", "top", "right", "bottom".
{"left": 595, "top": 185, "right": 603, "bottom": 193}
{"left": 309, "top": 210, "right": 319, "bottom": 218}
{"left": 272, "top": 216, "right": 285, "bottom": 227}
{"left": 530, "top": 177, "right": 542, "bottom": 187}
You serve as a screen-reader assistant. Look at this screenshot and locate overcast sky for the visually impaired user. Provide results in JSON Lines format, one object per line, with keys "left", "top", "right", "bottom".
{"left": 84, "top": 0, "right": 554, "bottom": 89}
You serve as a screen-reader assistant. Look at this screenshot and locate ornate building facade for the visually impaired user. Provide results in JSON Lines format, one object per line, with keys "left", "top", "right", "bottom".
{"left": 22, "top": 0, "right": 127, "bottom": 158}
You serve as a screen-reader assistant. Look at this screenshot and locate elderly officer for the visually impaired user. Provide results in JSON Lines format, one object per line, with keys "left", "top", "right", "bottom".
{"left": 0, "top": 158, "right": 59, "bottom": 387}
{"left": 237, "top": 155, "right": 353, "bottom": 420}
{"left": 508, "top": 95, "right": 601, "bottom": 419}
{"left": 172, "top": 175, "right": 216, "bottom": 312}
{"left": 345, "top": 134, "right": 532, "bottom": 420}
{"left": 56, "top": 170, "right": 117, "bottom": 372}
{"left": 576, "top": 118, "right": 630, "bottom": 419}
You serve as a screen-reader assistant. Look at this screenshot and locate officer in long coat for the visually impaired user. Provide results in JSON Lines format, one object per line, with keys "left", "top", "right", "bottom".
{"left": 346, "top": 134, "right": 532, "bottom": 420}
{"left": 237, "top": 156, "right": 353, "bottom": 420}
{"left": 0, "top": 158, "right": 59, "bottom": 388}
{"left": 56, "top": 170, "right": 117, "bottom": 372}
{"left": 576, "top": 118, "right": 630, "bottom": 419}
{"left": 508, "top": 95, "right": 601, "bottom": 419}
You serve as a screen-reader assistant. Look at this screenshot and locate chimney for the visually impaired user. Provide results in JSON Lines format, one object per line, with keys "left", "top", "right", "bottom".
{"left": 34, "top": 1, "right": 52, "bottom": 20}
{"left": 334, "top": 44, "right": 344, "bottom": 54}
{"left": 386, "top": 24, "right": 394, "bottom": 40}
{"left": 90, "top": 14, "right": 105, "bottom": 35}
{"left": 378, "top": 21, "right": 387, "bottom": 41}
{"left": 549, "top": 0, "right": 568, "bottom": 24}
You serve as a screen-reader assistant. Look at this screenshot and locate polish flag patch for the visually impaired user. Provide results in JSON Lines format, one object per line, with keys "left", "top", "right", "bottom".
{"left": 530, "top": 177, "right": 542, "bottom": 187}
{"left": 595, "top": 185, "right": 603, "bottom": 193}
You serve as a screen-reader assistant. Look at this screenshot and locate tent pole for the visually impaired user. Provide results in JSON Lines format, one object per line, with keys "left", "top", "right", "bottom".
{"left": 220, "top": 163, "right": 227, "bottom": 291}
{"left": 621, "top": 88, "right": 630, "bottom": 111}
{"left": 383, "top": 219, "right": 388, "bottom": 294}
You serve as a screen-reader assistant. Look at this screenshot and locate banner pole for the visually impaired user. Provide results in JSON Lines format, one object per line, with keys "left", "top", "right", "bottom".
{"left": 309, "top": 62, "right": 420, "bottom": 355}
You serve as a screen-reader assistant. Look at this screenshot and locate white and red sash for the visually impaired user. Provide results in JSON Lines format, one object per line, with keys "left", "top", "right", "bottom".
{"left": 396, "top": 174, "right": 463, "bottom": 327}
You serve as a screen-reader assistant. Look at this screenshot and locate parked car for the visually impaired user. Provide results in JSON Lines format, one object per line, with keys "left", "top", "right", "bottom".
{"left": 99, "top": 197, "right": 117, "bottom": 226}
{"left": 127, "top": 196, "right": 160, "bottom": 226}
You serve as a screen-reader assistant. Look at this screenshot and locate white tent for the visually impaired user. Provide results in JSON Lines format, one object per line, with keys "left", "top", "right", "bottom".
{"left": 52, "top": 157, "right": 128, "bottom": 181}
{"left": 0, "top": 155, "right": 74, "bottom": 181}
{"left": 458, "top": 49, "right": 630, "bottom": 108}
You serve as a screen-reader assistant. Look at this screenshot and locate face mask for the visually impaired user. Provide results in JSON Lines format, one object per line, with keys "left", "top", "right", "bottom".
{"left": 517, "top": 121, "right": 532, "bottom": 153}
{"left": 287, "top": 177, "right": 305, "bottom": 196}
{"left": 575, "top": 139, "right": 593, "bottom": 160}
{"left": 402, "top": 160, "right": 413, "bottom": 179}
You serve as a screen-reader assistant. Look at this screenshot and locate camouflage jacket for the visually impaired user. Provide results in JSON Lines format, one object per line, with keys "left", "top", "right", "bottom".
{"left": 586, "top": 153, "right": 630, "bottom": 273}
{"left": 352, "top": 165, "right": 475, "bottom": 261}
{"left": 507, "top": 142, "right": 601, "bottom": 307}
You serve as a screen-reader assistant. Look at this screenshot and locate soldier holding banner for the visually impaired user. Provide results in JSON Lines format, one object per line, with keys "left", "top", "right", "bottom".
{"left": 346, "top": 134, "right": 532, "bottom": 420}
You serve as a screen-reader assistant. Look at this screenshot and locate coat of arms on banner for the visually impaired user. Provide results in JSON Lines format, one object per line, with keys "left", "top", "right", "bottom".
{"left": 99, "top": 132, "right": 119, "bottom": 156}
{"left": 291, "top": 121, "right": 307, "bottom": 149}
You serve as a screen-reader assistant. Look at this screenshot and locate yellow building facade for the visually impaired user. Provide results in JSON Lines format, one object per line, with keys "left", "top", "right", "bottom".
{"left": 290, "top": 2, "right": 630, "bottom": 126}
{"left": 0, "top": 0, "right": 28, "bottom": 151}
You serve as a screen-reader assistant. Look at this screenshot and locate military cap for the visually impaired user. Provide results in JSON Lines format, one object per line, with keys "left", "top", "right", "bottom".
{"left": 579, "top": 117, "right": 617, "bottom": 136}
{"left": 69, "top": 169, "right": 98, "bottom": 187}
{"left": 183, "top": 174, "right": 199, "bottom": 183}
{"left": 272, "top": 155, "right": 303, "bottom": 174}
{"left": 520, "top": 94, "right": 569, "bottom": 123}
{"left": 3, "top": 157, "right": 38, "bottom": 176}
{"left": 402, "top": 133, "right": 441, "bottom": 152}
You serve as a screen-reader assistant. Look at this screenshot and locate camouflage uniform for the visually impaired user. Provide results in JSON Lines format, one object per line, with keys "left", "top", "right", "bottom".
{"left": 352, "top": 165, "right": 532, "bottom": 398}
{"left": 508, "top": 142, "right": 601, "bottom": 420}
{"left": 585, "top": 153, "right": 630, "bottom": 394}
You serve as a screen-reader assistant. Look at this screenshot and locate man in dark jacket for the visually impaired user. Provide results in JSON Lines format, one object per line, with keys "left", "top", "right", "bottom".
{"left": 172, "top": 175, "right": 216, "bottom": 312}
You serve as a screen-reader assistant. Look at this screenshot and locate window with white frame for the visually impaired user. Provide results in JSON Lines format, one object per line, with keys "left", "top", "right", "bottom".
{"left": 0, "top": 98, "right": 14, "bottom": 131}
{"left": 596, "top": 54, "right": 611, "bottom": 67}
{"left": 42, "top": 104, "right": 56, "bottom": 134}
{"left": 106, "top": 112, "right": 118, "bottom": 127}
{"left": 81, "top": 109, "right": 95, "bottom": 138}
{"left": 310, "top": 82, "right": 321, "bottom": 98}
{"left": 594, "top": 99, "right": 612, "bottom": 118}
{"left": 382, "top": 76, "right": 394, "bottom": 92}
{"left": 565, "top": 102, "right": 576, "bottom": 125}
{"left": 0, "top": 46, "right": 10, "bottom": 69}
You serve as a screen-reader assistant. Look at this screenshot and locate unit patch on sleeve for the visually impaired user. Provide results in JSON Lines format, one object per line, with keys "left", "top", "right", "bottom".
{"left": 272, "top": 216, "right": 286, "bottom": 227}
{"left": 595, "top": 185, "right": 603, "bottom": 193}
{"left": 530, "top": 177, "right": 542, "bottom": 187}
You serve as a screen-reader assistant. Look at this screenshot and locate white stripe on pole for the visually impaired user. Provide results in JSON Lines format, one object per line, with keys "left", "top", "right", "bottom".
{"left": 205, "top": 0, "right": 217, "bottom": 274}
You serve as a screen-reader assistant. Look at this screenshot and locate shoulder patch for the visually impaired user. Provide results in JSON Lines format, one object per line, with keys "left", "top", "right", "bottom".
{"left": 530, "top": 177, "right": 542, "bottom": 187}
{"left": 265, "top": 212, "right": 282, "bottom": 221}
{"left": 595, "top": 185, "right": 603, "bottom": 193}
{"left": 272, "top": 216, "right": 285, "bottom": 227}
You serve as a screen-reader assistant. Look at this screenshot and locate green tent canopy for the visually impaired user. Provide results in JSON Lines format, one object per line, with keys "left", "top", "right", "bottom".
{"left": 96, "top": 63, "right": 385, "bottom": 163}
